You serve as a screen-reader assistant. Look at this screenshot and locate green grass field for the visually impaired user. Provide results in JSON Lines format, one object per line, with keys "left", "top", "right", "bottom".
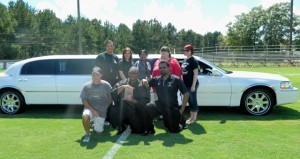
{"left": 0, "top": 68, "right": 299, "bottom": 159}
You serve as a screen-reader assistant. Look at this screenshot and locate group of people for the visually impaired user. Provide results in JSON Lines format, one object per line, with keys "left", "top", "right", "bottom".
{"left": 80, "top": 40, "right": 199, "bottom": 142}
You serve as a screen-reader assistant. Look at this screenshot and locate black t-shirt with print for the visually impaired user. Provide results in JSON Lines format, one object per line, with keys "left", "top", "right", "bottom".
{"left": 148, "top": 74, "right": 188, "bottom": 108}
{"left": 181, "top": 56, "right": 199, "bottom": 88}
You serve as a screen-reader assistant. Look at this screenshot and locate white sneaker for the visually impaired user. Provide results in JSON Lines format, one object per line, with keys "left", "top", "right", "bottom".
{"left": 83, "top": 133, "right": 90, "bottom": 143}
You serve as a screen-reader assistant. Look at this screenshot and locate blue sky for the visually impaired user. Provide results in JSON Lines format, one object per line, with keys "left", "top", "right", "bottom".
{"left": 1, "top": 0, "right": 299, "bottom": 35}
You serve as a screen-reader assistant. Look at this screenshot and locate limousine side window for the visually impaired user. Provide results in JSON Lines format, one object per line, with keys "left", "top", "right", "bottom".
{"left": 57, "top": 59, "right": 95, "bottom": 75}
{"left": 198, "top": 61, "right": 212, "bottom": 75}
{"left": 20, "top": 60, "right": 54, "bottom": 75}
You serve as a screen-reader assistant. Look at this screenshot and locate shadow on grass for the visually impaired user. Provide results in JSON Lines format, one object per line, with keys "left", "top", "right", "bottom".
{"left": 123, "top": 120, "right": 206, "bottom": 147}
{"left": 0, "top": 105, "right": 83, "bottom": 119}
{"left": 75, "top": 126, "right": 121, "bottom": 149}
{"left": 0, "top": 105, "right": 299, "bottom": 122}
{"left": 197, "top": 105, "right": 300, "bottom": 123}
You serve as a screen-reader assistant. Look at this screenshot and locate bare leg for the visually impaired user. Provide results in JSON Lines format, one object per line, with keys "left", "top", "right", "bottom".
{"left": 82, "top": 115, "right": 90, "bottom": 134}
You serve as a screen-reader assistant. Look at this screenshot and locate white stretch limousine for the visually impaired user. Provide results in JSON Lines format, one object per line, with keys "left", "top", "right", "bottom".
{"left": 0, "top": 54, "right": 299, "bottom": 115}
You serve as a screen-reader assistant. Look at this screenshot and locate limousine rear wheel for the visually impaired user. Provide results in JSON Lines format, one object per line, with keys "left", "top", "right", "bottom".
{"left": 0, "top": 90, "right": 25, "bottom": 114}
{"left": 241, "top": 89, "right": 274, "bottom": 116}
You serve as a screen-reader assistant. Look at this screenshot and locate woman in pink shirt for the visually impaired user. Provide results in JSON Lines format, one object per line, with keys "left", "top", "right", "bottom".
{"left": 152, "top": 46, "right": 182, "bottom": 78}
{"left": 151, "top": 46, "right": 183, "bottom": 111}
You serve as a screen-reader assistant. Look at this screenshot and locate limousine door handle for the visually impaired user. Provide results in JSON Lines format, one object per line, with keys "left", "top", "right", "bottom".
{"left": 18, "top": 79, "right": 28, "bottom": 82}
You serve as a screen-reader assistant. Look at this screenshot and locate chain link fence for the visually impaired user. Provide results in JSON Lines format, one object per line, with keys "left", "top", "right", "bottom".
{"left": 1, "top": 45, "right": 300, "bottom": 69}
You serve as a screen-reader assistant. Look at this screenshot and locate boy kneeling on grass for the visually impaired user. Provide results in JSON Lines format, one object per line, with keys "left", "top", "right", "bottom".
{"left": 80, "top": 67, "right": 112, "bottom": 143}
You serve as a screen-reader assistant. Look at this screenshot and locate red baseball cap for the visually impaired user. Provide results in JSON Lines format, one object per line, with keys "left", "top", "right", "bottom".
{"left": 183, "top": 44, "right": 194, "bottom": 53}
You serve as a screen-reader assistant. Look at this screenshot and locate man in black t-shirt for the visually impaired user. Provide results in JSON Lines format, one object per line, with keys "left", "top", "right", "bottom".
{"left": 142, "top": 61, "right": 189, "bottom": 134}
{"left": 95, "top": 40, "right": 119, "bottom": 86}
{"left": 95, "top": 40, "right": 119, "bottom": 123}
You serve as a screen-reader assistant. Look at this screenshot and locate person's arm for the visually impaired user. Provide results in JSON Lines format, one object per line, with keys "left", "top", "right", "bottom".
{"left": 179, "top": 92, "right": 189, "bottom": 114}
{"left": 171, "top": 58, "right": 182, "bottom": 78}
{"left": 191, "top": 68, "right": 198, "bottom": 92}
{"left": 177, "top": 78, "right": 189, "bottom": 114}
{"left": 151, "top": 59, "right": 160, "bottom": 77}
{"left": 119, "top": 71, "right": 126, "bottom": 80}
{"left": 95, "top": 53, "right": 103, "bottom": 67}
{"left": 82, "top": 99, "right": 99, "bottom": 117}
{"left": 117, "top": 85, "right": 133, "bottom": 95}
{"left": 118, "top": 61, "right": 126, "bottom": 80}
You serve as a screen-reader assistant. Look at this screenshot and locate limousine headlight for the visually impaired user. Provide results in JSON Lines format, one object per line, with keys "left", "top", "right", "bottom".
{"left": 280, "top": 81, "right": 293, "bottom": 89}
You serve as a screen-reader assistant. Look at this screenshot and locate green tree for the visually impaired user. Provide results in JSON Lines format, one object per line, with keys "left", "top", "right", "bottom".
{"left": 132, "top": 19, "right": 150, "bottom": 53}
{"left": 8, "top": 0, "right": 38, "bottom": 58}
{"left": 115, "top": 23, "right": 133, "bottom": 53}
{"left": 0, "top": 3, "right": 19, "bottom": 59}
{"left": 61, "top": 15, "right": 78, "bottom": 54}
{"left": 36, "top": 9, "right": 63, "bottom": 56}
{"left": 226, "top": 3, "right": 300, "bottom": 46}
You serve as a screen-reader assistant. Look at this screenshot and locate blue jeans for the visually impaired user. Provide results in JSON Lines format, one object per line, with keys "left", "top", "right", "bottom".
{"left": 188, "top": 84, "right": 199, "bottom": 112}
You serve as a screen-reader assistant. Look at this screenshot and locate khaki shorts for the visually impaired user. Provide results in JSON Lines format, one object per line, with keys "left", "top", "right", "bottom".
{"left": 82, "top": 108, "right": 105, "bottom": 133}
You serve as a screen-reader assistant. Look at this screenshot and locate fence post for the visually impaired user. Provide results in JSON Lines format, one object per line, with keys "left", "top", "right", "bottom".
{"left": 3, "top": 62, "right": 7, "bottom": 70}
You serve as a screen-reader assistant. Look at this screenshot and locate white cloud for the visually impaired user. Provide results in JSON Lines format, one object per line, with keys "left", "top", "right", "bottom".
{"left": 36, "top": 0, "right": 77, "bottom": 20}
{"left": 142, "top": 0, "right": 209, "bottom": 34}
{"left": 260, "top": 0, "right": 289, "bottom": 9}
{"left": 35, "top": 0, "right": 297, "bottom": 35}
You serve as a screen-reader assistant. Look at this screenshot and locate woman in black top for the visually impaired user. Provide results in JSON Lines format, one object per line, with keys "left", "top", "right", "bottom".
{"left": 118, "top": 47, "right": 134, "bottom": 80}
{"left": 182, "top": 44, "right": 199, "bottom": 124}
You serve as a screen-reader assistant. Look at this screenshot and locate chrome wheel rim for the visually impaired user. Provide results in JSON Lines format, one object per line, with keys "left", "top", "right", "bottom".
{"left": 1, "top": 93, "right": 21, "bottom": 113}
{"left": 245, "top": 92, "right": 271, "bottom": 115}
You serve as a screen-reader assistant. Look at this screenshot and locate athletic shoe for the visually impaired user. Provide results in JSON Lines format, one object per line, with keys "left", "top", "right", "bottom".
{"left": 90, "top": 122, "right": 94, "bottom": 129}
{"left": 83, "top": 133, "right": 90, "bottom": 143}
{"left": 116, "top": 125, "right": 126, "bottom": 135}
{"left": 179, "top": 116, "right": 187, "bottom": 130}
{"left": 142, "top": 129, "right": 156, "bottom": 136}
{"left": 157, "top": 115, "right": 163, "bottom": 121}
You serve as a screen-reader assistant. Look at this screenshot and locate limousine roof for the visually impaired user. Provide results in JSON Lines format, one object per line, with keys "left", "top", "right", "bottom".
{"left": 15, "top": 53, "right": 188, "bottom": 62}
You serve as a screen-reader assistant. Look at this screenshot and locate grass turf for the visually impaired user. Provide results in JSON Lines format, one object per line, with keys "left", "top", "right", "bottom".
{"left": 0, "top": 67, "right": 299, "bottom": 159}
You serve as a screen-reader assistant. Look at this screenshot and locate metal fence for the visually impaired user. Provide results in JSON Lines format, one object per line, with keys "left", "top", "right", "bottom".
{"left": 193, "top": 45, "right": 300, "bottom": 67}
{"left": 1, "top": 45, "right": 300, "bottom": 69}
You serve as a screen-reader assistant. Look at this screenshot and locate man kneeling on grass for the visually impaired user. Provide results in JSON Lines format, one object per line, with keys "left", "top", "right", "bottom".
{"left": 80, "top": 67, "right": 112, "bottom": 143}
{"left": 111, "top": 66, "right": 151, "bottom": 135}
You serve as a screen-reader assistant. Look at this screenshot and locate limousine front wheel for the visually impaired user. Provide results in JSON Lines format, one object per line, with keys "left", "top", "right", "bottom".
{"left": 241, "top": 89, "right": 274, "bottom": 116}
{"left": 0, "top": 90, "right": 25, "bottom": 114}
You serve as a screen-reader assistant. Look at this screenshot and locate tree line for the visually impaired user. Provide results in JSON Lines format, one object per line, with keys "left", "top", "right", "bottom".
{"left": 0, "top": 0, "right": 299, "bottom": 60}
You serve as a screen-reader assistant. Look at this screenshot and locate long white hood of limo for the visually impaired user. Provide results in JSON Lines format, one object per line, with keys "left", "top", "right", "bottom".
{"left": 228, "top": 71, "right": 289, "bottom": 81}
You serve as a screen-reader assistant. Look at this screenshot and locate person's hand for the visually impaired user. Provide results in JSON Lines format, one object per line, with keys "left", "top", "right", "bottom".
{"left": 122, "top": 85, "right": 134, "bottom": 90}
{"left": 123, "top": 97, "right": 137, "bottom": 103}
{"left": 191, "top": 85, "right": 195, "bottom": 92}
{"left": 179, "top": 108, "right": 184, "bottom": 115}
{"left": 91, "top": 109, "right": 99, "bottom": 117}
{"left": 141, "top": 79, "right": 149, "bottom": 87}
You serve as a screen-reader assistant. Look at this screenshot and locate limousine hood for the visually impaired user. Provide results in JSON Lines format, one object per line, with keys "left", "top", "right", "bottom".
{"left": 229, "top": 71, "right": 289, "bottom": 81}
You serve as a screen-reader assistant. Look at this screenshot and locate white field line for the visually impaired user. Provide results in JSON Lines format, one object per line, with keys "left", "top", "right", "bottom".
{"left": 102, "top": 73, "right": 299, "bottom": 158}
{"left": 102, "top": 127, "right": 131, "bottom": 159}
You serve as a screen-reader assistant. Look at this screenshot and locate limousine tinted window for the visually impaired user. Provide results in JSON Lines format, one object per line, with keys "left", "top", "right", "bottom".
{"left": 57, "top": 59, "right": 95, "bottom": 75}
{"left": 20, "top": 60, "right": 54, "bottom": 75}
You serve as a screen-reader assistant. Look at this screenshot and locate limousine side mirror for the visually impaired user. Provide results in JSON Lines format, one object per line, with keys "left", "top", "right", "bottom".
{"left": 211, "top": 69, "right": 221, "bottom": 76}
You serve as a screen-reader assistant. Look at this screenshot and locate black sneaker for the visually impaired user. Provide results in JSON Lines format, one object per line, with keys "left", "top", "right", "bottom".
{"left": 116, "top": 125, "right": 126, "bottom": 135}
{"left": 142, "top": 129, "right": 156, "bottom": 136}
{"left": 179, "top": 116, "right": 187, "bottom": 130}
{"left": 157, "top": 115, "right": 163, "bottom": 121}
